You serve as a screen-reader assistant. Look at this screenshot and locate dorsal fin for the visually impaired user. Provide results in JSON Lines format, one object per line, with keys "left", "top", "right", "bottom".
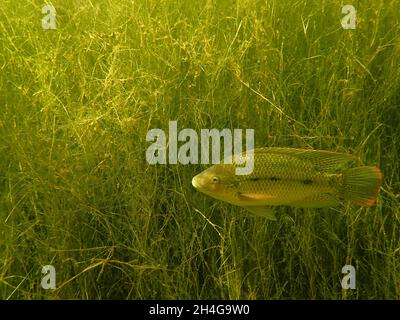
{"left": 252, "top": 147, "right": 362, "bottom": 172}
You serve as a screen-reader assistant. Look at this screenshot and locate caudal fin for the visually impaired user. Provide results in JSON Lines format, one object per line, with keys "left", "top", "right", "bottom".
{"left": 342, "top": 166, "right": 383, "bottom": 206}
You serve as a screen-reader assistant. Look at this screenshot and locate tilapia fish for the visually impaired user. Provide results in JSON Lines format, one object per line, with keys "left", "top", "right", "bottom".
{"left": 192, "top": 147, "right": 382, "bottom": 220}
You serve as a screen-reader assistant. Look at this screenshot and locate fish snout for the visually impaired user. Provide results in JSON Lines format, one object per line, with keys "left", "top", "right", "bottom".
{"left": 192, "top": 173, "right": 209, "bottom": 191}
{"left": 192, "top": 175, "right": 201, "bottom": 189}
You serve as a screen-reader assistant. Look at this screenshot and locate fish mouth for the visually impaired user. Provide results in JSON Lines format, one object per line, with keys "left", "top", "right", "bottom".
{"left": 192, "top": 176, "right": 201, "bottom": 189}
{"left": 192, "top": 175, "right": 206, "bottom": 191}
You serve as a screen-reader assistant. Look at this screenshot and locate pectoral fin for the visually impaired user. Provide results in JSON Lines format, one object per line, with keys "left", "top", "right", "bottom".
{"left": 238, "top": 193, "right": 276, "bottom": 202}
{"left": 243, "top": 206, "right": 277, "bottom": 220}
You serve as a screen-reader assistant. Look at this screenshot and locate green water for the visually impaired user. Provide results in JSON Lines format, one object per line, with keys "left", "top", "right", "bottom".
{"left": 0, "top": 0, "right": 399, "bottom": 299}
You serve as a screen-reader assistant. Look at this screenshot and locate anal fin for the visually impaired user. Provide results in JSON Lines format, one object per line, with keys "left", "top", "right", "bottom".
{"left": 288, "top": 193, "right": 340, "bottom": 208}
{"left": 243, "top": 206, "right": 277, "bottom": 220}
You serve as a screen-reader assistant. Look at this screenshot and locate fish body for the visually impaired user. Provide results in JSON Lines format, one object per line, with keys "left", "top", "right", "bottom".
{"left": 191, "top": 148, "right": 382, "bottom": 220}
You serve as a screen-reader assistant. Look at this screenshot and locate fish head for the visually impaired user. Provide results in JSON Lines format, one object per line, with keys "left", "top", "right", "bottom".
{"left": 192, "top": 163, "right": 238, "bottom": 203}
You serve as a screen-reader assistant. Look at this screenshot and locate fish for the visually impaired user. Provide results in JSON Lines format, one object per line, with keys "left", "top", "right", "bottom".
{"left": 191, "top": 147, "right": 383, "bottom": 220}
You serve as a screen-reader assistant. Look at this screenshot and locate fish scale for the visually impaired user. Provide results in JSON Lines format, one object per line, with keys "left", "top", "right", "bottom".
{"left": 235, "top": 152, "right": 334, "bottom": 204}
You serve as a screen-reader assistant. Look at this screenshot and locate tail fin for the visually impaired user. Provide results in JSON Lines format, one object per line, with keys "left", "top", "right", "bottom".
{"left": 342, "top": 166, "right": 383, "bottom": 206}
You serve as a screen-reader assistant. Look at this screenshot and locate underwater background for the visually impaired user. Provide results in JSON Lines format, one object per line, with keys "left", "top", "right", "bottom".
{"left": 0, "top": 0, "right": 399, "bottom": 299}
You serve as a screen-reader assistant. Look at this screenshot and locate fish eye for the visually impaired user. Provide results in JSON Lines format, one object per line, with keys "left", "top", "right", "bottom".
{"left": 212, "top": 176, "right": 220, "bottom": 184}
